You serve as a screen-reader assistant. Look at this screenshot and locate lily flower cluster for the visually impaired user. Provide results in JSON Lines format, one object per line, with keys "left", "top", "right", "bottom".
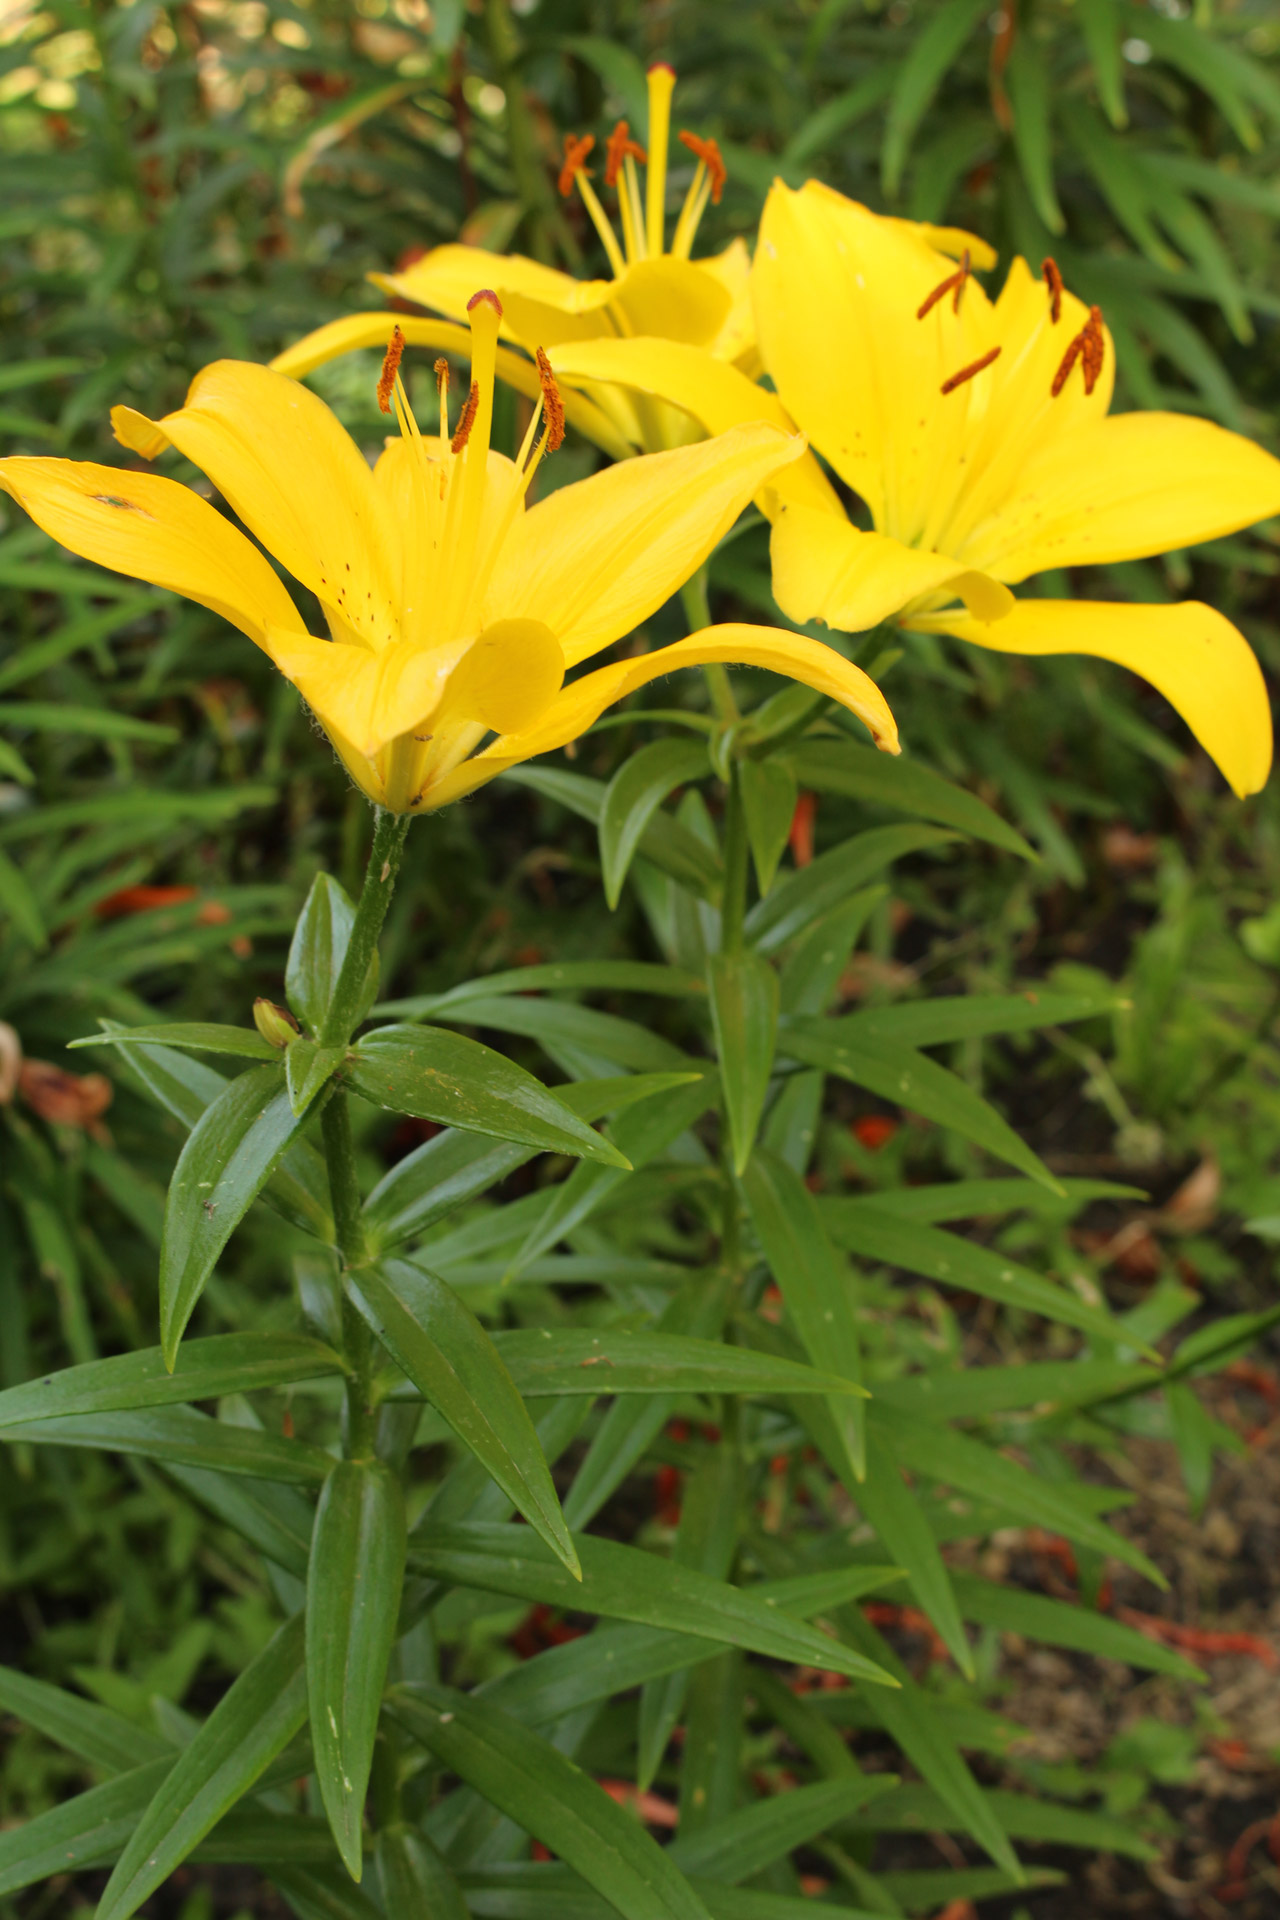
{"left": 3, "top": 62, "right": 1278, "bottom": 807}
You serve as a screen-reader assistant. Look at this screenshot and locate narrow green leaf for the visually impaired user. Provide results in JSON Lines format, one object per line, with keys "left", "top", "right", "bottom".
{"left": 167, "top": 1465, "right": 315, "bottom": 1578}
{"left": 882, "top": 0, "right": 995, "bottom": 193}
{"left": 1078, "top": 0, "right": 1127, "bottom": 123}
{"left": 949, "top": 1574, "right": 1203, "bottom": 1678}
{"left": 378, "top": 960, "right": 704, "bottom": 1022}
{"left": 308, "top": 1461, "right": 406, "bottom": 1880}
{"left": 669, "top": 1778, "right": 898, "bottom": 1883}
{"left": 600, "top": 736, "right": 710, "bottom": 908}
{"left": 778, "top": 888, "right": 885, "bottom": 1018}
{"left": 273, "top": 1864, "right": 385, "bottom": 1920}
{"left": 407, "top": 1524, "right": 898, "bottom": 1684}
{"left": 69, "top": 1023, "right": 278, "bottom": 1061}
{"left": 837, "top": 990, "right": 1120, "bottom": 1050}
{"left": 287, "top": 872, "right": 376, "bottom": 1036}
{"left": 95, "top": 1614, "right": 308, "bottom": 1920}
{"left": 0, "top": 1334, "right": 344, "bottom": 1428}
{"left": 851, "top": 1176, "right": 1142, "bottom": 1224}
{"left": 503, "top": 763, "right": 722, "bottom": 899}
{"left": 789, "top": 738, "right": 1034, "bottom": 858}
{"left": 3, "top": 1406, "right": 330, "bottom": 1482}
{"left": 1132, "top": 7, "right": 1263, "bottom": 149}
{"left": 389, "top": 1684, "right": 711, "bottom": 1920}
{"left": 875, "top": 1357, "right": 1158, "bottom": 1422}
{"left": 818, "top": 1202, "right": 1134, "bottom": 1346}
{"left": 783, "top": 1022, "right": 1061, "bottom": 1189}
{"left": 740, "top": 1150, "right": 864, "bottom": 1477}
{"left": 429, "top": 996, "right": 691, "bottom": 1074}
{"left": 376, "top": 1827, "right": 468, "bottom": 1920}
{"left": 1006, "top": 36, "right": 1064, "bottom": 232}
{"left": 286, "top": 1039, "right": 348, "bottom": 1117}
{"left": 746, "top": 826, "right": 956, "bottom": 954}
{"left": 489, "top": 1327, "right": 867, "bottom": 1399}
{"left": 709, "top": 951, "right": 778, "bottom": 1176}
{"left": 738, "top": 758, "right": 798, "bottom": 897}
{"left": 848, "top": 1782, "right": 1156, "bottom": 1859}
{"left": 346, "top": 1026, "right": 630, "bottom": 1167}
{"left": 0, "top": 1667, "right": 168, "bottom": 1774}
{"left": 0, "top": 846, "right": 45, "bottom": 947}
{"left": 347, "top": 1259, "right": 579, "bottom": 1576}
{"left": 0, "top": 1761, "right": 172, "bottom": 1898}
{"left": 857, "top": 1427, "right": 973, "bottom": 1678}
{"left": 0, "top": 701, "right": 177, "bottom": 743}
{"left": 161, "top": 1065, "right": 321, "bottom": 1364}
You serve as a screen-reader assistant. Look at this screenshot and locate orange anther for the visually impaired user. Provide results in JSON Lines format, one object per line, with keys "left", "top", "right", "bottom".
{"left": 450, "top": 379, "right": 479, "bottom": 453}
{"left": 604, "top": 119, "right": 647, "bottom": 188}
{"left": 376, "top": 325, "right": 405, "bottom": 414}
{"left": 917, "top": 248, "right": 970, "bottom": 320}
{"left": 677, "top": 129, "right": 727, "bottom": 203}
{"left": 535, "top": 346, "right": 565, "bottom": 451}
{"left": 1051, "top": 304, "right": 1105, "bottom": 397}
{"left": 1041, "top": 256, "right": 1064, "bottom": 324}
{"left": 558, "top": 131, "right": 595, "bottom": 198}
{"left": 940, "top": 344, "right": 1001, "bottom": 394}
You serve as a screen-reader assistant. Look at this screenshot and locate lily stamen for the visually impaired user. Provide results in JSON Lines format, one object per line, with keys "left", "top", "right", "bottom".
{"left": 604, "top": 119, "right": 647, "bottom": 189}
{"left": 434, "top": 356, "right": 450, "bottom": 451}
{"left": 1051, "top": 304, "right": 1105, "bottom": 398}
{"left": 376, "top": 326, "right": 406, "bottom": 415}
{"left": 558, "top": 132, "right": 627, "bottom": 277}
{"left": 917, "top": 249, "right": 971, "bottom": 321}
{"left": 940, "top": 345, "right": 1001, "bottom": 395}
{"left": 558, "top": 132, "right": 594, "bottom": 198}
{"left": 450, "top": 381, "right": 479, "bottom": 454}
{"left": 535, "top": 347, "right": 566, "bottom": 453}
{"left": 1042, "top": 257, "right": 1064, "bottom": 324}
{"left": 671, "top": 129, "right": 727, "bottom": 259}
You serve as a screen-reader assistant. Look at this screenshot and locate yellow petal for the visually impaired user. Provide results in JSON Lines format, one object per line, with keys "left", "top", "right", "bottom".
{"left": 609, "top": 257, "right": 733, "bottom": 348}
{"left": 917, "top": 598, "right": 1272, "bottom": 798}
{"left": 421, "top": 622, "right": 899, "bottom": 810}
{"left": 548, "top": 337, "right": 842, "bottom": 518}
{"left": 485, "top": 422, "right": 807, "bottom": 669}
{"left": 960, "top": 410, "right": 1280, "bottom": 581}
{"left": 371, "top": 243, "right": 587, "bottom": 331}
{"left": 0, "top": 457, "right": 303, "bottom": 646}
{"left": 437, "top": 618, "right": 564, "bottom": 735}
{"left": 269, "top": 314, "right": 633, "bottom": 463}
{"left": 696, "top": 238, "right": 758, "bottom": 365}
{"left": 114, "top": 361, "right": 401, "bottom": 654}
{"left": 771, "top": 501, "right": 1013, "bottom": 632}
{"left": 264, "top": 628, "right": 465, "bottom": 757}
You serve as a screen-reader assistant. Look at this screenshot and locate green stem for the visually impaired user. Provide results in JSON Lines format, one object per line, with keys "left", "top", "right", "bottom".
{"left": 320, "top": 809, "right": 411, "bottom": 1048}
{"left": 321, "top": 1092, "right": 377, "bottom": 1459}
{"left": 681, "top": 569, "right": 739, "bottom": 725}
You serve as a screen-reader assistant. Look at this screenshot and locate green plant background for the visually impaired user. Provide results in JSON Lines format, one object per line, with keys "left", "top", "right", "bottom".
{"left": 1, "top": 0, "right": 1279, "bottom": 1914}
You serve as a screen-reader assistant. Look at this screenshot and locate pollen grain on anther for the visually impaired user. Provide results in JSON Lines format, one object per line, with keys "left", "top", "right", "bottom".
{"left": 535, "top": 347, "right": 566, "bottom": 452}
{"left": 558, "top": 132, "right": 595, "bottom": 198}
{"left": 677, "top": 130, "right": 727, "bottom": 203}
{"left": 1051, "top": 305, "right": 1105, "bottom": 397}
{"left": 451, "top": 380, "right": 480, "bottom": 453}
{"left": 940, "top": 344, "right": 1001, "bottom": 395}
{"left": 1041, "top": 257, "right": 1064, "bottom": 324}
{"left": 605, "top": 119, "right": 647, "bottom": 188}
{"left": 917, "top": 250, "right": 971, "bottom": 321}
{"left": 376, "top": 325, "right": 406, "bottom": 415}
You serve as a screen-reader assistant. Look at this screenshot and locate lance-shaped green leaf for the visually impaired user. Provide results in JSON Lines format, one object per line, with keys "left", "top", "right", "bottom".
{"left": 428, "top": 995, "right": 692, "bottom": 1077}
{"left": 837, "top": 991, "right": 1120, "bottom": 1050}
{"left": 846, "top": 1782, "right": 1156, "bottom": 1859}
{"left": 389, "top": 1684, "right": 711, "bottom": 1920}
{"left": 161, "top": 1064, "right": 327, "bottom": 1364}
{"left": 600, "top": 735, "right": 711, "bottom": 908}
{"left": 407, "top": 1524, "right": 897, "bottom": 1684}
{"left": 1078, "top": 0, "right": 1127, "bottom": 125}
{"left": 738, "top": 757, "right": 798, "bottom": 897}
{"left": 362, "top": 1072, "right": 702, "bottom": 1256}
{"left": 782, "top": 1020, "right": 1060, "bottom": 1190}
{"left": 489, "top": 1327, "right": 868, "bottom": 1399}
{"left": 345, "top": 1025, "right": 629, "bottom": 1167}
{"left": 168, "top": 1464, "right": 316, "bottom": 1578}
{"left": 69, "top": 1023, "right": 279, "bottom": 1061}
{"left": 709, "top": 950, "right": 778, "bottom": 1177}
{"left": 287, "top": 872, "right": 377, "bottom": 1036}
{"left": 853, "top": 1176, "right": 1142, "bottom": 1224}
{"left": 745, "top": 825, "right": 957, "bottom": 954}
{"left": 347, "top": 1259, "right": 578, "bottom": 1576}
{"left": 668, "top": 1776, "right": 899, "bottom": 1884}
{"left": 378, "top": 959, "right": 705, "bottom": 1022}
{"left": 948, "top": 1575, "right": 1202, "bottom": 1679}
{"left": 308, "top": 1460, "right": 406, "bottom": 1881}
{"left": 0, "top": 1666, "right": 169, "bottom": 1774}
{"left": 741, "top": 1149, "right": 865, "bottom": 1478}
{"left": 0, "top": 1760, "right": 173, "bottom": 1898}
{"left": 92, "top": 1029, "right": 333, "bottom": 1243}
{"left": 856, "top": 1426, "right": 972, "bottom": 1679}
{"left": 786, "top": 738, "right": 1034, "bottom": 859}
{"left": 1006, "top": 35, "right": 1064, "bottom": 232}
{"left": 0, "top": 1334, "right": 345, "bottom": 1429}
{"left": 503, "top": 762, "right": 722, "bottom": 900}
{"left": 882, "top": 0, "right": 991, "bottom": 193}
{"left": 95, "top": 1613, "right": 308, "bottom": 1920}
{"left": 868, "top": 1404, "right": 1165, "bottom": 1585}
{"left": 375, "top": 1828, "right": 468, "bottom": 1920}
{"left": 0, "top": 1406, "right": 331, "bottom": 1483}
{"left": 272, "top": 1864, "right": 385, "bottom": 1920}
{"left": 817, "top": 1202, "right": 1137, "bottom": 1347}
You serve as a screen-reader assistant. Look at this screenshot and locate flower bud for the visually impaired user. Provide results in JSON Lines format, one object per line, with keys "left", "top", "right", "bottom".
{"left": 253, "top": 998, "right": 300, "bottom": 1049}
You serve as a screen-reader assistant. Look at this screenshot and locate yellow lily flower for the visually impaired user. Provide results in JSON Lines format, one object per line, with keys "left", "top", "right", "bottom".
{"left": 269, "top": 65, "right": 782, "bottom": 467}
{"left": 0, "top": 294, "right": 898, "bottom": 812}
{"left": 544, "top": 181, "right": 1280, "bottom": 799}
